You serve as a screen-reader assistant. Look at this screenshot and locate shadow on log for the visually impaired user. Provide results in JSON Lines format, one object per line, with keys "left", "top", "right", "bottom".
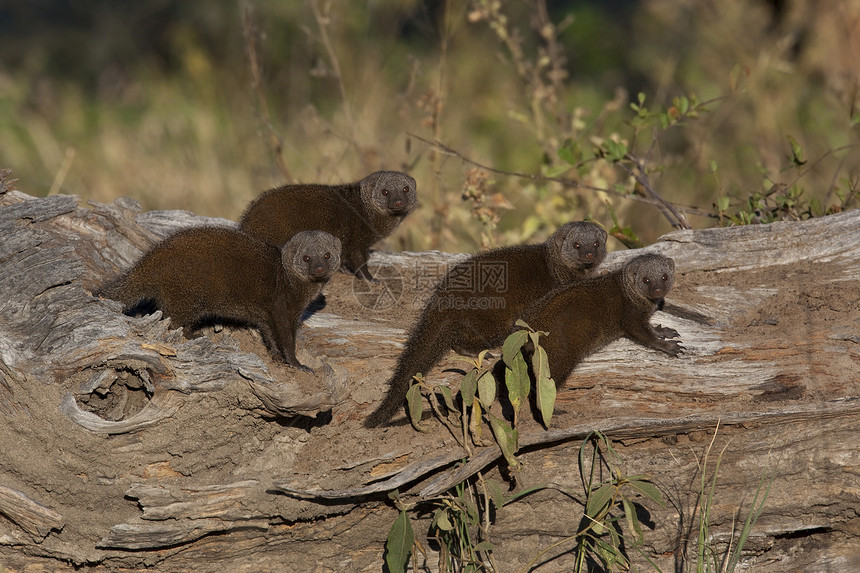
{"left": 1, "top": 170, "right": 859, "bottom": 571}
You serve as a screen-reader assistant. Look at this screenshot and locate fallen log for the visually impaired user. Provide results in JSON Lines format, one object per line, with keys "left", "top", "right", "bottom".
{"left": 1, "top": 169, "right": 858, "bottom": 571}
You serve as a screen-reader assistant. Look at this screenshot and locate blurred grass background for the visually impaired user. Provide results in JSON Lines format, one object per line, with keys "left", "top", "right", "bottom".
{"left": 1, "top": 0, "right": 858, "bottom": 251}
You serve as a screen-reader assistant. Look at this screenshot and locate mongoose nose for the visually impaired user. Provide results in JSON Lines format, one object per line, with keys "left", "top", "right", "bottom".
{"left": 392, "top": 199, "right": 404, "bottom": 208}
{"left": 585, "top": 252, "right": 594, "bottom": 259}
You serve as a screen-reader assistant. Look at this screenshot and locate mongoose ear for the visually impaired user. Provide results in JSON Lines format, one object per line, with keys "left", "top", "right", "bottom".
{"left": 281, "top": 237, "right": 301, "bottom": 267}
{"left": 598, "top": 225, "right": 608, "bottom": 240}
{"left": 360, "top": 171, "right": 383, "bottom": 193}
{"left": 331, "top": 235, "right": 343, "bottom": 255}
{"left": 552, "top": 223, "right": 572, "bottom": 249}
{"left": 666, "top": 257, "right": 675, "bottom": 272}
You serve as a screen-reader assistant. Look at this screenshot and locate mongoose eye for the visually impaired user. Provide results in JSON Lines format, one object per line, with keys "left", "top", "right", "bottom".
{"left": 303, "top": 255, "right": 310, "bottom": 262}
{"left": 403, "top": 186, "right": 410, "bottom": 193}
{"left": 381, "top": 189, "right": 389, "bottom": 196}
{"left": 324, "top": 253, "right": 331, "bottom": 259}
{"left": 662, "top": 274, "right": 668, "bottom": 281}
{"left": 573, "top": 242, "right": 581, "bottom": 249}
{"left": 593, "top": 241, "right": 599, "bottom": 248}
{"left": 643, "top": 277, "right": 650, "bottom": 284}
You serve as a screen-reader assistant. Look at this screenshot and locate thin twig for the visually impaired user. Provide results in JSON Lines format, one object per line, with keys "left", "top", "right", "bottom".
{"left": 407, "top": 132, "right": 713, "bottom": 218}
{"left": 242, "top": 2, "right": 292, "bottom": 182}
{"left": 428, "top": 387, "right": 468, "bottom": 451}
{"left": 48, "top": 147, "right": 75, "bottom": 196}
{"left": 620, "top": 153, "right": 691, "bottom": 229}
{"left": 309, "top": 0, "right": 357, "bottom": 140}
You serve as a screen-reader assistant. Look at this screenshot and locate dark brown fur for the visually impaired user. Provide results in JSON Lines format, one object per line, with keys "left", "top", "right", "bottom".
{"left": 99, "top": 227, "right": 341, "bottom": 371}
{"left": 239, "top": 171, "right": 416, "bottom": 280}
{"left": 364, "top": 221, "right": 607, "bottom": 427}
{"left": 523, "top": 253, "right": 683, "bottom": 386}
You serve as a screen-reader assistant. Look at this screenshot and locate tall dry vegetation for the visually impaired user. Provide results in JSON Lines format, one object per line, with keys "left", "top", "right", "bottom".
{"left": 0, "top": 0, "right": 857, "bottom": 250}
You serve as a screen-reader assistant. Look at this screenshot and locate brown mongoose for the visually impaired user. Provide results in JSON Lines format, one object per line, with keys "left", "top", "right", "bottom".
{"left": 98, "top": 227, "right": 342, "bottom": 371}
{"left": 239, "top": 171, "right": 416, "bottom": 280}
{"left": 364, "top": 221, "right": 607, "bottom": 427}
{"left": 522, "top": 253, "right": 683, "bottom": 386}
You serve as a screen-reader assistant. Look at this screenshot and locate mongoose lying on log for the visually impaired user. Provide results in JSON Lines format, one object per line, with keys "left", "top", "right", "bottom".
{"left": 523, "top": 252, "right": 683, "bottom": 386}
{"left": 99, "top": 227, "right": 341, "bottom": 371}
{"left": 364, "top": 221, "right": 607, "bottom": 427}
{"left": 239, "top": 171, "right": 416, "bottom": 280}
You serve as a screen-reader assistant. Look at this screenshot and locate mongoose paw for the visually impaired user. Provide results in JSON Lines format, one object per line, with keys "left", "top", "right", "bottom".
{"left": 350, "top": 263, "right": 377, "bottom": 282}
{"left": 654, "top": 324, "right": 680, "bottom": 339}
{"left": 290, "top": 363, "right": 315, "bottom": 374}
{"left": 663, "top": 339, "right": 685, "bottom": 356}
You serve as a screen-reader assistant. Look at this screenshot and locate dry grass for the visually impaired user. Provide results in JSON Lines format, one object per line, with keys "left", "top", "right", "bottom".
{"left": 1, "top": 0, "right": 857, "bottom": 252}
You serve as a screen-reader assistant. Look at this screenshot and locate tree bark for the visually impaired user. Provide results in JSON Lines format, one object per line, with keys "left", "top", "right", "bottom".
{"left": 1, "top": 170, "right": 858, "bottom": 571}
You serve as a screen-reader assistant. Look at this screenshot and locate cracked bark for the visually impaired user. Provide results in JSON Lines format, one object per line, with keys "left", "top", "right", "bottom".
{"left": 1, "top": 169, "right": 859, "bottom": 571}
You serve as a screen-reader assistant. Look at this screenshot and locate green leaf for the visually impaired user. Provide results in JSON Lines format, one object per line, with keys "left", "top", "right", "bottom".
{"left": 628, "top": 479, "right": 665, "bottom": 507}
{"left": 514, "top": 318, "right": 532, "bottom": 331}
{"left": 558, "top": 139, "right": 580, "bottom": 166}
{"left": 787, "top": 135, "right": 807, "bottom": 166}
{"left": 504, "top": 351, "right": 530, "bottom": 413}
{"left": 586, "top": 484, "right": 615, "bottom": 519}
{"left": 501, "top": 329, "right": 529, "bottom": 368}
{"left": 622, "top": 497, "right": 642, "bottom": 545}
{"left": 439, "top": 385, "right": 458, "bottom": 414}
{"left": 433, "top": 508, "right": 454, "bottom": 532}
{"left": 385, "top": 510, "right": 414, "bottom": 573}
{"left": 602, "top": 139, "right": 628, "bottom": 162}
{"left": 460, "top": 368, "right": 478, "bottom": 407}
{"left": 469, "top": 396, "right": 484, "bottom": 440}
{"left": 486, "top": 478, "right": 506, "bottom": 509}
{"left": 488, "top": 414, "right": 520, "bottom": 468}
{"left": 502, "top": 484, "right": 550, "bottom": 506}
{"left": 474, "top": 541, "right": 495, "bottom": 551}
{"left": 532, "top": 346, "right": 556, "bottom": 427}
{"left": 477, "top": 369, "right": 496, "bottom": 409}
{"left": 708, "top": 159, "right": 718, "bottom": 174}
{"left": 544, "top": 163, "right": 571, "bottom": 178}
{"left": 406, "top": 383, "right": 424, "bottom": 429}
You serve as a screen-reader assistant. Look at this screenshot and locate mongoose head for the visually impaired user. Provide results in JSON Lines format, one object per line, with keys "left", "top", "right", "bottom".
{"left": 282, "top": 230, "right": 342, "bottom": 282}
{"left": 552, "top": 221, "right": 608, "bottom": 271}
{"left": 623, "top": 253, "right": 675, "bottom": 304}
{"left": 360, "top": 171, "right": 418, "bottom": 217}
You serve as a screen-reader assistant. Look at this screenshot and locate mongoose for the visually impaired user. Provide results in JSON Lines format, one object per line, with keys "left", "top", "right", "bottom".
{"left": 522, "top": 253, "right": 683, "bottom": 386}
{"left": 239, "top": 171, "right": 417, "bottom": 280}
{"left": 364, "top": 221, "right": 607, "bottom": 427}
{"left": 98, "top": 227, "right": 342, "bottom": 371}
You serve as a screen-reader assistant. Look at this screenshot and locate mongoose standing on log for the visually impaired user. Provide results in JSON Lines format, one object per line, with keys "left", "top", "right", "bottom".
{"left": 523, "top": 253, "right": 683, "bottom": 385}
{"left": 364, "top": 221, "right": 607, "bottom": 427}
{"left": 99, "top": 227, "right": 342, "bottom": 371}
{"left": 239, "top": 171, "right": 417, "bottom": 280}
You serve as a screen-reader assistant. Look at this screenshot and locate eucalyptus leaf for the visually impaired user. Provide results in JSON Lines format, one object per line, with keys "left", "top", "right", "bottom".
{"left": 586, "top": 483, "right": 615, "bottom": 518}
{"left": 460, "top": 368, "right": 477, "bottom": 406}
{"left": 406, "top": 383, "right": 424, "bottom": 430}
{"left": 533, "top": 345, "right": 556, "bottom": 427}
{"left": 477, "top": 369, "right": 496, "bottom": 409}
{"left": 439, "top": 385, "right": 458, "bottom": 414}
{"left": 628, "top": 479, "right": 665, "bottom": 507}
{"left": 501, "top": 329, "right": 528, "bottom": 367}
{"left": 385, "top": 510, "right": 414, "bottom": 573}
{"left": 488, "top": 414, "right": 520, "bottom": 468}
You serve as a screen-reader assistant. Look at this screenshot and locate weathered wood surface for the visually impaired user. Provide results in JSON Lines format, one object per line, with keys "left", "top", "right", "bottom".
{"left": 1, "top": 170, "right": 859, "bottom": 571}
